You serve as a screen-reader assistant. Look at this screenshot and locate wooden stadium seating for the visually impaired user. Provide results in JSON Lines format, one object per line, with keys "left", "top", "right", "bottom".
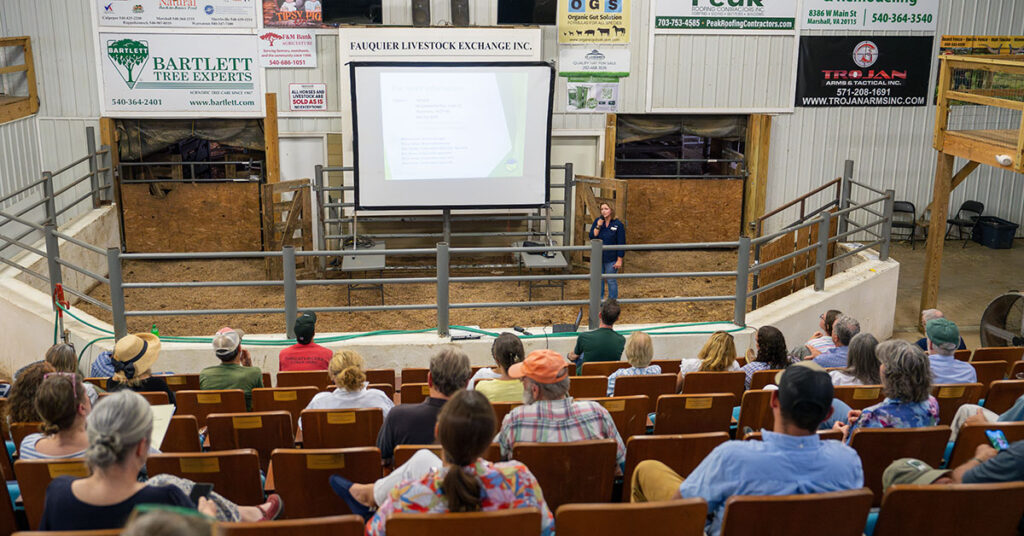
{"left": 299, "top": 408, "right": 384, "bottom": 449}
{"left": 83, "top": 377, "right": 108, "bottom": 390}
{"left": 491, "top": 401, "right": 523, "bottom": 428}
{"left": 1010, "top": 360, "right": 1024, "bottom": 378}
{"left": 175, "top": 389, "right": 247, "bottom": 427}
{"left": 872, "top": 483, "right": 1024, "bottom": 536}
{"left": 277, "top": 370, "right": 331, "bottom": 389}
{"left": 11, "top": 422, "right": 41, "bottom": 456}
{"left": 392, "top": 444, "right": 502, "bottom": 467}
{"left": 832, "top": 385, "right": 885, "bottom": 411}
{"left": 849, "top": 426, "right": 950, "bottom": 505}
{"left": 366, "top": 368, "right": 397, "bottom": 388}
{"left": 387, "top": 508, "right": 542, "bottom": 536}
{"left": 512, "top": 440, "right": 617, "bottom": 510}
{"left": 569, "top": 376, "right": 609, "bottom": 398}
{"left": 215, "top": 515, "right": 365, "bottom": 536}
{"left": 680, "top": 371, "right": 745, "bottom": 400}
{"left": 613, "top": 374, "right": 677, "bottom": 413}
{"left": 947, "top": 422, "right": 1024, "bottom": 469}
{"left": 368, "top": 383, "right": 395, "bottom": 401}
{"left": 400, "top": 383, "right": 431, "bottom": 404}
{"left": 146, "top": 449, "right": 264, "bottom": 505}
{"left": 555, "top": 500, "right": 708, "bottom": 536}
{"left": 12, "top": 531, "right": 119, "bottom": 535}
{"left": 653, "top": 394, "right": 734, "bottom": 435}
{"left": 161, "top": 373, "right": 200, "bottom": 392}
{"left": 748, "top": 369, "right": 782, "bottom": 390}
{"left": 971, "top": 347, "right": 1024, "bottom": 368}
{"left": 969, "top": 361, "right": 1008, "bottom": 398}
{"left": 651, "top": 360, "right": 682, "bottom": 375}
{"left": 718, "top": 488, "right": 873, "bottom": 536}
{"left": 579, "top": 396, "right": 649, "bottom": 440}
{"left": 953, "top": 349, "right": 972, "bottom": 362}
{"left": 262, "top": 372, "right": 272, "bottom": 388}
{"left": 622, "top": 433, "right": 728, "bottom": 501}
{"left": 581, "top": 361, "right": 629, "bottom": 376}
{"left": 399, "top": 367, "right": 429, "bottom": 385}
{"left": 252, "top": 387, "right": 319, "bottom": 432}
{"left": 0, "top": 398, "right": 8, "bottom": 438}
{"left": 931, "top": 384, "right": 982, "bottom": 425}
{"left": 742, "top": 429, "right": 843, "bottom": 441}
{"left": 97, "top": 390, "right": 169, "bottom": 405}
{"left": 14, "top": 457, "right": 89, "bottom": 529}
{"left": 207, "top": 411, "right": 294, "bottom": 472}
{"left": 269, "top": 447, "right": 382, "bottom": 519}
{"left": 983, "top": 379, "right": 1024, "bottom": 414}
{"left": 0, "top": 463, "right": 17, "bottom": 536}
{"left": 736, "top": 390, "right": 774, "bottom": 436}
{"left": 160, "top": 415, "right": 202, "bottom": 452}
{"left": 0, "top": 433, "right": 15, "bottom": 483}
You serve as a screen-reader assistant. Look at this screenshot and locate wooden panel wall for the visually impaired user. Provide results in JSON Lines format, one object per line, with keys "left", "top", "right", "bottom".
{"left": 627, "top": 178, "right": 743, "bottom": 244}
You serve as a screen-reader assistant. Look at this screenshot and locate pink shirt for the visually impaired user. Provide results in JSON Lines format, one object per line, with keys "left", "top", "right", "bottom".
{"left": 278, "top": 343, "right": 333, "bottom": 371}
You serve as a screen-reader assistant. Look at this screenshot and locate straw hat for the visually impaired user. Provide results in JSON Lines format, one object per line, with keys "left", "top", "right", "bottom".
{"left": 112, "top": 333, "right": 161, "bottom": 382}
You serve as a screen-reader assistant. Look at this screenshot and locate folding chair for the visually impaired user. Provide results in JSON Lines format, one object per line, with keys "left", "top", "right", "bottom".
{"left": 890, "top": 200, "right": 917, "bottom": 249}
{"left": 653, "top": 394, "right": 734, "bottom": 435}
{"left": 832, "top": 385, "right": 885, "bottom": 411}
{"left": 849, "top": 426, "right": 950, "bottom": 505}
{"left": 160, "top": 415, "right": 202, "bottom": 452}
{"left": 399, "top": 368, "right": 429, "bottom": 385}
{"left": 983, "top": 380, "right": 1024, "bottom": 414}
{"left": 299, "top": 408, "right": 384, "bottom": 449}
{"left": 277, "top": 370, "right": 331, "bottom": 389}
{"left": 175, "top": 389, "right": 247, "bottom": 427}
{"left": 680, "top": 371, "right": 745, "bottom": 400}
{"left": 269, "top": 448, "right": 382, "bottom": 518}
{"left": 511, "top": 440, "right": 617, "bottom": 510}
{"left": 207, "top": 411, "right": 294, "bottom": 472}
{"left": 969, "top": 361, "right": 1008, "bottom": 399}
{"left": 947, "top": 422, "right": 1024, "bottom": 469}
{"left": 581, "top": 361, "right": 629, "bottom": 377}
{"left": 622, "top": 433, "right": 728, "bottom": 501}
{"left": 613, "top": 374, "right": 677, "bottom": 413}
{"left": 400, "top": 383, "right": 431, "bottom": 405}
{"left": 719, "top": 488, "right": 873, "bottom": 536}
{"left": 252, "top": 387, "right": 319, "bottom": 432}
{"left": 736, "top": 390, "right": 774, "bottom": 437}
{"left": 873, "top": 483, "right": 1024, "bottom": 536}
{"left": 491, "top": 401, "right": 523, "bottom": 428}
{"left": 215, "top": 515, "right": 365, "bottom": 536}
{"left": 569, "top": 376, "right": 608, "bottom": 398}
{"left": 931, "top": 384, "right": 982, "bottom": 425}
{"left": 13, "top": 458, "right": 89, "bottom": 529}
{"left": 146, "top": 449, "right": 264, "bottom": 505}
{"left": 162, "top": 373, "right": 200, "bottom": 392}
{"left": 944, "top": 200, "right": 983, "bottom": 248}
{"left": 578, "top": 396, "right": 649, "bottom": 440}
{"left": 387, "top": 508, "right": 542, "bottom": 536}
{"left": 748, "top": 369, "right": 783, "bottom": 390}
{"left": 555, "top": 499, "right": 708, "bottom": 536}
{"left": 10, "top": 422, "right": 41, "bottom": 457}
{"left": 651, "top": 360, "right": 681, "bottom": 375}
{"left": 366, "top": 369, "right": 397, "bottom": 389}
{"left": 971, "top": 347, "right": 1024, "bottom": 370}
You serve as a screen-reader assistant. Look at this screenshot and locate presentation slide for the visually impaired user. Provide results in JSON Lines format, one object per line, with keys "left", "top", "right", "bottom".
{"left": 352, "top": 63, "right": 554, "bottom": 209}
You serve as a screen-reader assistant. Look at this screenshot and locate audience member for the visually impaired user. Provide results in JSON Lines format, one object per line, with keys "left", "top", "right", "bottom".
{"left": 498, "top": 349, "right": 625, "bottom": 471}
{"left": 607, "top": 331, "right": 661, "bottom": 396}
{"left": 19, "top": 373, "right": 90, "bottom": 459}
{"left": 828, "top": 332, "right": 880, "bottom": 386}
{"left": 741, "top": 326, "right": 789, "bottom": 390}
{"left": 568, "top": 299, "right": 625, "bottom": 375}
{"left": 676, "top": 331, "right": 739, "bottom": 392}
{"left": 812, "top": 315, "right": 860, "bottom": 368}
{"left": 106, "top": 333, "right": 176, "bottom": 404}
{"left": 90, "top": 350, "right": 115, "bottom": 378}
{"left": 949, "top": 393, "right": 1024, "bottom": 441}
{"left": 44, "top": 343, "right": 98, "bottom": 404}
{"left": 802, "top": 309, "right": 842, "bottom": 358}
{"left": 833, "top": 340, "right": 938, "bottom": 443}
{"left": 924, "top": 318, "right": 977, "bottom": 384}
{"left": 122, "top": 506, "right": 214, "bottom": 536}
{"left": 279, "top": 312, "right": 333, "bottom": 371}
{"left": 474, "top": 332, "right": 527, "bottom": 402}
{"left": 300, "top": 349, "right": 394, "bottom": 428}
{"left": 0, "top": 365, "right": 10, "bottom": 398}
{"left": 914, "top": 309, "right": 966, "bottom": 352}
{"left": 199, "top": 327, "right": 263, "bottom": 410}
{"left": 39, "top": 391, "right": 281, "bottom": 530}
{"left": 6, "top": 361, "right": 55, "bottom": 423}
{"left": 631, "top": 361, "right": 863, "bottom": 536}
{"left": 376, "top": 348, "right": 472, "bottom": 464}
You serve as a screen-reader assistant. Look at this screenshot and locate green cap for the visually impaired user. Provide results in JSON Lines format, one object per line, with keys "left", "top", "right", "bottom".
{"left": 925, "top": 318, "right": 960, "bottom": 346}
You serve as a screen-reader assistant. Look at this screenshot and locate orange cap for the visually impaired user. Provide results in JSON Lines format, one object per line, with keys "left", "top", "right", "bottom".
{"left": 508, "top": 349, "right": 569, "bottom": 384}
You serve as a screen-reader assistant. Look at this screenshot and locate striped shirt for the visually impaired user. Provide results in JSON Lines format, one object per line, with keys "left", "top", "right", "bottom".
{"left": 18, "top": 433, "right": 85, "bottom": 461}
{"left": 497, "top": 397, "right": 625, "bottom": 471}
{"left": 606, "top": 365, "right": 662, "bottom": 396}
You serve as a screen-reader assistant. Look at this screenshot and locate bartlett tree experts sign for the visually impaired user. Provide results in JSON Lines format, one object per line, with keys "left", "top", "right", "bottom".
{"left": 96, "top": 0, "right": 257, "bottom": 28}
{"left": 655, "top": 0, "right": 797, "bottom": 31}
{"left": 100, "top": 33, "right": 262, "bottom": 117}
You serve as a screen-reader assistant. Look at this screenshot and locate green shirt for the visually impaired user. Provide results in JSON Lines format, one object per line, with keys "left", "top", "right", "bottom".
{"left": 199, "top": 363, "right": 264, "bottom": 410}
{"left": 573, "top": 327, "right": 625, "bottom": 375}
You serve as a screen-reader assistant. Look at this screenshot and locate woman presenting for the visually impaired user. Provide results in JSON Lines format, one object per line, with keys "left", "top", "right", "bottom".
{"left": 590, "top": 202, "right": 625, "bottom": 300}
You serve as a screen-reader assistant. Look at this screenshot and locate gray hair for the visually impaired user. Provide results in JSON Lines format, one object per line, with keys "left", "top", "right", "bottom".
{"left": 921, "top": 309, "right": 944, "bottom": 324}
{"left": 85, "top": 390, "right": 153, "bottom": 469}
{"left": 876, "top": 339, "right": 931, "bottom": 402}
{"left": 832, "top": 315, "right": 861, "bottom": 346}
{"left": 522, "top": 376, "right": 570, "bottom": 403}
{"left": 429, "top": 347, "right": 472, "bottom": 397}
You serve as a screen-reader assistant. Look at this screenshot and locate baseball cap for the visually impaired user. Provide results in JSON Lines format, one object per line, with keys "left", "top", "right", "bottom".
{"left": 294, "top": 312, "right": 317, "bottom": 344}
{"left": 508, "top": 349, "right": 569, "bottom": 384}
{"left": 774, "top": 361, "right": 833, "bottom": 426}
{"left": 212, "top": 327, "right": 244, "bottom": 358}
{"left": 882, "top": 458, "right": 951, "bottom": 490}
{"left": 926, "top": 318, "right": 960, "bottom": 346}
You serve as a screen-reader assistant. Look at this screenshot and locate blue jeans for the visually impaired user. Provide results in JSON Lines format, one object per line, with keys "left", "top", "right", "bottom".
{"left": 601, "top": 260, "right": 618, "bottom": 300}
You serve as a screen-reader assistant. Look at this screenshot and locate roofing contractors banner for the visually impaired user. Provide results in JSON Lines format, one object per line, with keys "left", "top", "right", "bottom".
{"left": 557, "top": 0, "right": 630, "bottom": 44}
{"left": 801, "top": 0, "right": 938, "bottom": 31}
{"left": 655, "top": 0, "right": 797, "bottom": 31}
{"left": 796, "top": 36, "right": 933, "bottom": 107}
{"left": 100, "top": 33, "right": 263, "bottom": 117}
{"left": 96, "top": 0, "right": 257, "bottom": 29}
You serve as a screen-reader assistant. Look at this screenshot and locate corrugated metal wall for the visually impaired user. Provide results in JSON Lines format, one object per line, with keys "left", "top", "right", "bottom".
{"left": 0, "top": 116, "right": 43, "bottom": 210}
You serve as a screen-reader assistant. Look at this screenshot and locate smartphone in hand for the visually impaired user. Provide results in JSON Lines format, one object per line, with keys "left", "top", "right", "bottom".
{"left": 985, "top": 429, "right": 1010, "bottom": 451}
{"left": 189, "top": 482, "right": 214, "bottom": 505}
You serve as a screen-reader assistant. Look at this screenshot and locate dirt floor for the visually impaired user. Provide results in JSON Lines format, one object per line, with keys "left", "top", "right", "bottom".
{"left": 79, "top": 250, "right": 738, "bottom": 336}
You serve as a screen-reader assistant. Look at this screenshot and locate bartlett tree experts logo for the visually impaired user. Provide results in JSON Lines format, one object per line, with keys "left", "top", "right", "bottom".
{"left": 107, "top": 39, "right": 150, "bottom": 90}
{"left": 853, "top": 41, "right": 879, "bottom": 68}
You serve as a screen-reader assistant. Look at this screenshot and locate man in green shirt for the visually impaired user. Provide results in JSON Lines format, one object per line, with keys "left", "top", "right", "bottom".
{"left": 200, "top": 327, "right": 263, "bottom": 410}
{"left": 568, "top": 299, "right": 626, "bottom": 375}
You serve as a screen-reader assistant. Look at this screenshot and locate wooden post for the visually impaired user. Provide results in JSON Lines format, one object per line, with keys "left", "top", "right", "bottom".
{"left": 602, "top": 113, "right": 616, "bottom": 178}
{"left": 264, "top": 93, "right": 280, "bottom": 185}
{"left": 743, "top": 114, "right": 772, "bottom": 237}
{"left": 923, "top": 161, "right": 978, "bottom": 215}
{"left": 920, "top": 152, "right": 954, "bottom": 319}
{"left": 23, "top": 37, "right": 38, "bottom": 116}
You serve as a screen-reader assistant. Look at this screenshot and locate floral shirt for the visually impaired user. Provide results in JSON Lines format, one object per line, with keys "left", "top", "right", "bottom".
{"left": 845, "top": 396, "right": 940, "bottom": 444}
{"left": 367, "top": 458, "right": 554, "bottom": 536}
{"left": 606, "top": 364, "right": 662, "bottom": 396}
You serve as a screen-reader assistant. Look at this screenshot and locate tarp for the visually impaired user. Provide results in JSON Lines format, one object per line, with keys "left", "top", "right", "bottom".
{"left": 616, "top": 115, "right": 747, "bottom": 144}
{"left": 116, "top": 119, "right": 265, "bottom": 161}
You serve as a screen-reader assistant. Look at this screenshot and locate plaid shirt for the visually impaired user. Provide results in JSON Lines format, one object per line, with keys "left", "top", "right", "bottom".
{"left": 497, "top": 397, "right": 626, "bottom": 471}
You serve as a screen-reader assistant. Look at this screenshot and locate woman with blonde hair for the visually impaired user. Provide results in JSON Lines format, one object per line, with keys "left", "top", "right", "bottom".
{"left": 45, "top": 343, "right": 99, "bottom": 404}
{"left": 606, "top": 331, "right": 661, "bottom": 396}
{"left": 676, "top": 331, "right": 739, "bottom": 392}
{"left": 106, "top": 333, "right": 175, "bottom": 404}
{"left": 300, "top": 349, "right": 394, "bottom": 428}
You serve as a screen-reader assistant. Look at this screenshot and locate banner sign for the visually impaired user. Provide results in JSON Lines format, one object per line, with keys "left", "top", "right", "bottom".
{"left": 796, "top": 36, "right": 932, "bottom": 107}
{"left": 655, "top": 0, "right": 796, "bottom": 31}
{"left": 258, "top": 31, "right": 317, "bottom": 68}
{"left": 802, "top": 0, "right": 938, "bottom": 31}
{"left": 558, "top": 46, "right": 630, "bottom": 77}
{"left": 289, "top": 83, "right": 326, "bottom": 111}
{"left": 263, "top": 0, "right": 333, "bottom": 28}
{"left": 557, "top": 0, "right": 630, "bottom": 44}
{"left": 566, "top": 77, "right": 619, "bottom": 112}
{"left": 940, "top": 35, "right": 1024, "bottom": 55}
{"left": 339, "top": 28, "right": 542, "bottom": 60}
{"left": 100, "top": 33, "right": 262, "bottom": 116}
{"left": 96, "top": 0, "right": 257, "bottom": 28}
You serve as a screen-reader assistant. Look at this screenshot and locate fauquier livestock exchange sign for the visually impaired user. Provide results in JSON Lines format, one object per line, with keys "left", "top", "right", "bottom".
{"left": 100, "top": 33, "right": 262, "bottom": 117}
{"left": 796, "top": 36, "right": 932, "bottom": 107}
{"left": 96, "top": 0, "right": 257, "bottom": 28}
{"left": 655, "top": 0, "right": 797, "bottom": 31}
